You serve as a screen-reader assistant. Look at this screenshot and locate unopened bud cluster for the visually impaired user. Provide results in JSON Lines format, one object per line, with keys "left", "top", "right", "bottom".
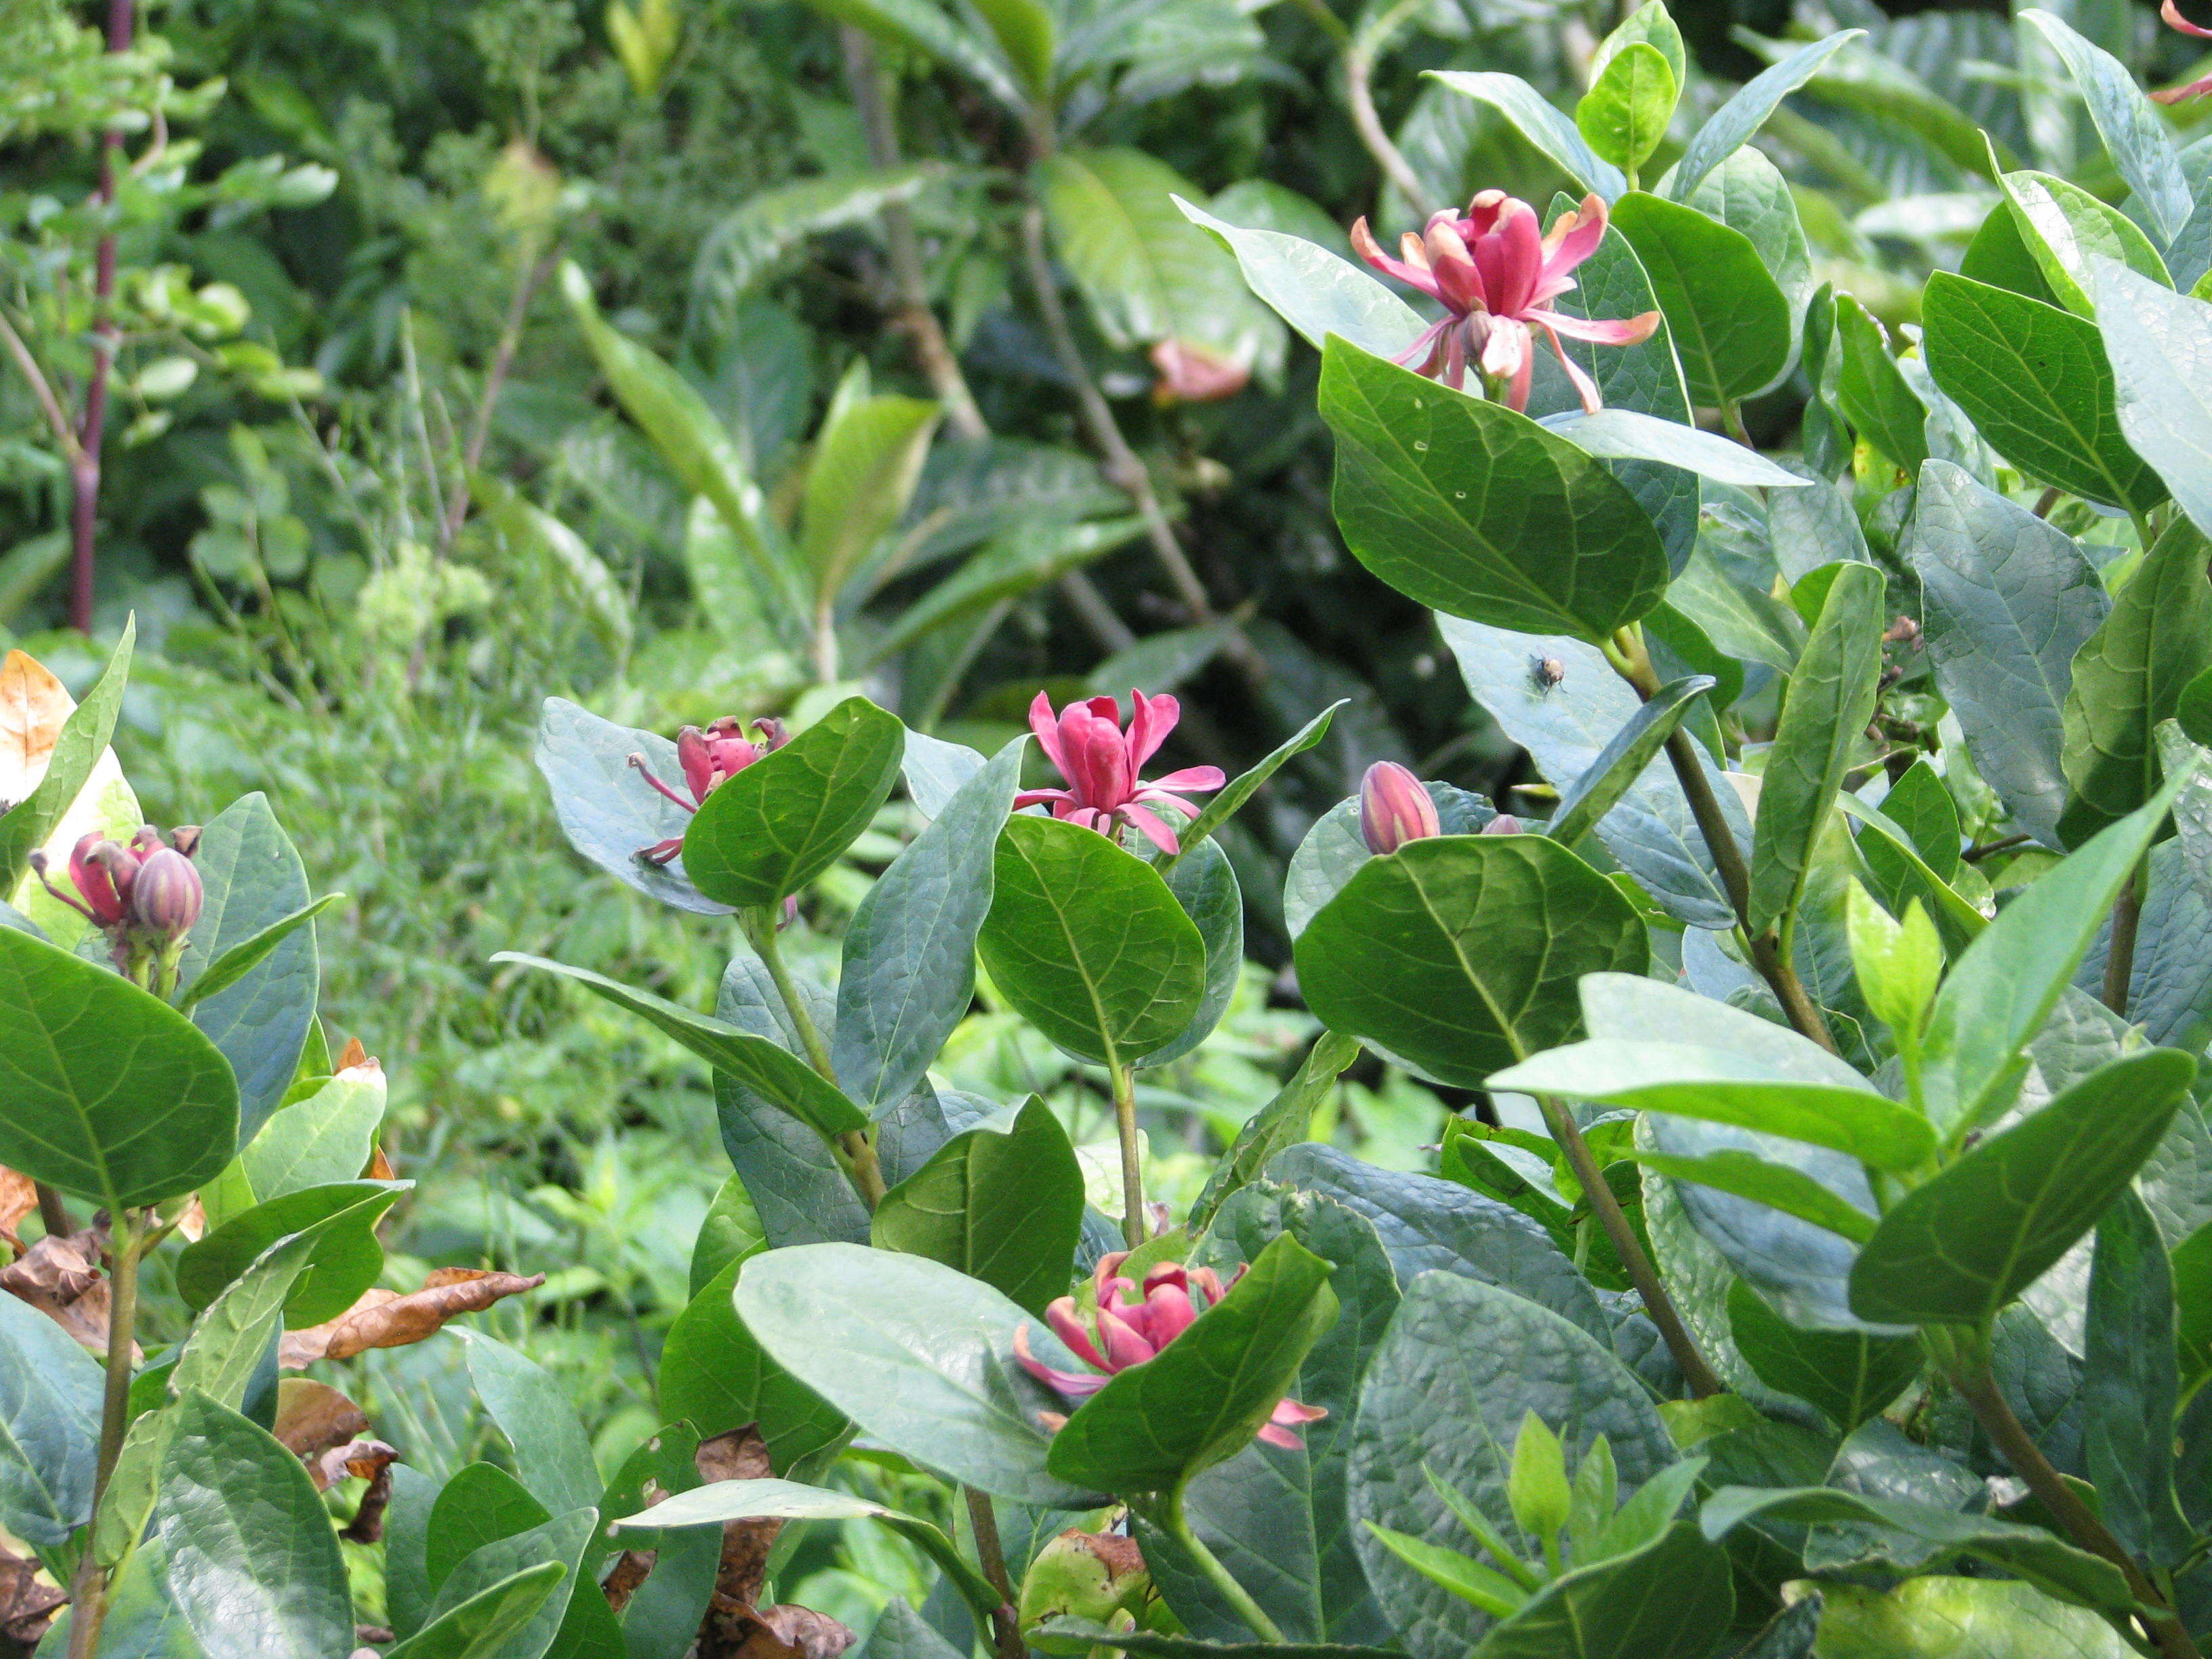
{"left": 30, "top": 825, "right": 204, "bottom": 988}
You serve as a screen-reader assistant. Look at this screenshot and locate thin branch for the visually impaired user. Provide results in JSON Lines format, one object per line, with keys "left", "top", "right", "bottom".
{"left": 70, "top": 0, "right": 137, "bottom": 634}
{"left": 1960, "top": 832, "right": 2033, "bottom": 864}
{"left": 1343, "top": 0, "right": 1437, "bottom": 218}
{"left": 962, "top": 1489, "right": 1027, "bottom": 1659}
{"left": 2102, "top": 857, "right": 2146, "bottom": 1018}
{"left": 440, "top": 246, "right": 560, "bottom": 549}
{"left": 0, "top": 312, "right": 85, "bottom": 467}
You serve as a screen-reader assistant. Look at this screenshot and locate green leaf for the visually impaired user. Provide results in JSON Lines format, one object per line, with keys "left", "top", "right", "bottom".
{"left": 736, "top": 1242, "right": 1103, "bottom": 1506}
{"left": 1490, "top": 973, "right": 1932, "bottom": 1170}
{"left": 1035, "top": 1622, "right": 1400, "bottom": 1659}
{"left": 834, "top": 737, "right": 1021, "bottom": 1113}
{"left": 657, "top": 1254, "right": 848, "bottom": 1469}
{"left": 1832, "top": 295, "right": 1928, "bottom": 472}
{"left": 474, "top": 476, "right": 634, "bottom": 659}
{"left": 1921, "top": 272, "right": 2166, "bottom": 514}
{"left": 427, "top": 1464, "right": 551, "bottom": 1590}
{"left": 174, "top": 893, "right": 344, "bottom": 1013}
{"left": 0, "top": 924, "right": 239, "bottom": 1209}
{"left": 609, "top": 1475, "right": 1006, "bottom": 1620}
{"left": 1810, "top": 1577, "right": 2133, "bottom": 1659}
{"left": 1666, "top": 30, "right": 1863, "bottom": 201}
{"left": 1918, "top": 778, "right": 2185, "bottom": 1134}
{"left": 872, "top": 517, "right": 1147, "bottom": 661}
{"left": 1348, "top": 1273, "right": 1677, "bottom": 1656}
{"left": 238, "top": 1064, "right": 382, "bottom": 1201}
{"left": 2081, "top": 1189, "right": 2190, "bottom": 1563}
{"left": 2063, "top": 517, "right": 2212, "bottom": 823}
{"left": 417, "top": 1505, "right": 595, "bottom": 1659}
{"left": 181, "top": 792, "right": 318, "bottom": 1140}
{"left": 1318, "top": 340, "right": 1668, "bottom": 640}
{"left": 1439, "top": 619, "right": 1748, "bottom": 928}
{"left": 1723, "top": 1279, "right": 1918, "bottom": 1430}
{"left": 967, "top": 0, "right": 1051, "bottom": 98}
{"left": 1048, "top": 1233, "right": 1337, "bottom": 1494}
{"left": 2001, "top": 167, "right": 2171, "bottom": 320}
{"left": 1593, "top": 1, "right": 1684, "bottom": 86}
{"left": 682, "top": 697, "right": 906, "bottom": 908}
{"left": 1748, "top": 562, "right": 1886, "bottom": 939}
{"left": 175, "top": 1181, "right": 405, "bottom": 1324}
{"left": 533, "top": 697, "right": 735, "bottom": 916}
{"left": 1609, "top": 192, "right": 1791, "bottom": 405}
{"left": 1163, "top": 701, "right": 1342, "bottom": 870}
{"left": 1576, "top": 43, "right": 1675, "bottom": 173}
{"left": 380, "top": 1564, "right": 567, "bottom": 1659}
{"left": 1037, "top": 148, "right": 1281, "bottom": 373}
{"left": 0, "top": 1290, "right": 102, "bottom": 1547}
{"left": 1540, "top": 410, "right": 1805, "bottom": 488}
{"left": 1469, "top": 1522, "right": 1734, "bottom": 1658}
{"left": 802, "top": 387, "right": 941, "bottom": 605}
{"left": 695, "top": 165, "right": 949, "bottom": 300}
{"left": 1545, "top": 675, "right": 1715, "bottom": 850}
{"left": 872, "top": 1097, "right": 1085, "bottom": 1316}
{"left": 1136, "top": 836, "right": 1242, "bottom": 1067}
{"left": 1961, "top": 199, "right": 2061, "bottom": 305}
{"left": 560, "top": 262, "right": 796, "bottom": 609}
{"left": 0, "top": 617, "right": 131, "bottom": 892}
{"left": 1176, "top": 197, "right": 1427, "bottom": 361}
{"left": 1189, "top": 1033, "right": 1360, "bottom": 1230}
{"left": 2093, "top": 258, "right": 2212, "bottom": 539}
{"left": 494, "top": 952, "right": 867, "bottom": 1138}
{"left": 1295, "top": 835, "right": 1645, "bottom": 1089}
{"left": 2016, "top": 10, "right": 2191, "bottom": 245}
{"left": 1361, "top": 1525, "right": 1525, "bottom": 1618}
{"left": 1631, "top": 1148, "right": 1876, "bottom": 1243}
{"left": 690, "top": 1172, "right": 764, "bottom": 1296}
{"left": 976, "top": 813, "right": 1206, "bottom": 1067}
{"left": 100, "top": 1391, "right": 355, "bottom": 1658}
{"left": 1426, "top": 73, "right": 1626, "bottom": 199}
{"left": 463, "top": 1334, "right": 604, "bottom": 1520}
{"left": 1850, "top": 1048, "right": 2195, "bottom": 1326}
{"left": 1901, "top": 461, "right": 2109, "bottom": 847}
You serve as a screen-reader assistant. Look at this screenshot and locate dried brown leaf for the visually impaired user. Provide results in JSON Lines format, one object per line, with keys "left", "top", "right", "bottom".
{"left": 171, "top": 1195, "right": 206, "bottom": 1244}
{"left": 0, "top": 1169, "right": 34, "bottom": 1254}
{"left": 0, "top": 1228, "right": 128, "bottom": 1357}
{"left": 0, "top": 650, "right": 70, "bottom": 810}
{"left": 0, "top": 1537, "right": 65, "bottom": 1649}
{"left": 365, "top": 1145, "right": 395, "bottom": 1181}
{"left": 727, "top": 1603, "right": 857, "bottom": 1659}
{"left": 311, "top": 1437, "right": 396, "bottom": 1496}
{"left": 696, "top": 1428, "right": 788, "bottom": 1658}
{"left": 337, "top": 1037, "right": 369, "bottom": 1071}
{"left": 273, "top": 1379, "right": 371, "bottom": 1462}
{"left": 279, "top": 1270, "right": 544, "bottom": 1367}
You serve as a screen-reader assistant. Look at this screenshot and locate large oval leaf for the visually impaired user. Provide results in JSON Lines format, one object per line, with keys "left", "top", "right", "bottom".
{"left": 0, "top": 924, "right": 239, "bottom": 1208}
{"left": 1317, "top": 338, "right": 1667, "bottom": 642}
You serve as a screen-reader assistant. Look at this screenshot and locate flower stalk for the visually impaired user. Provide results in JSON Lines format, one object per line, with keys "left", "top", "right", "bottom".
{"left": 66, "top": 1209, "right": 147, "bottom": 1659}
{"left": 743, "top": 905, "right": 886, "bottom": 1212}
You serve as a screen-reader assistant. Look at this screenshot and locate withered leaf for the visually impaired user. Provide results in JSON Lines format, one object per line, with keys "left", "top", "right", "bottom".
{"left": 0, "top": 1227, "right": 125, "bottom": 1356}
{"left": 0, "top": 650, "right": 70, "bottom": 810}
{"left": 0, "top": 1536, "right": 65, "bottom": 1649}
{"left": 0, "top": 1167, "right": 35, "bottom": 1254}
{"left": 273, "top": 1378, "right": 371, "bottom": 1465}
{"left": 279, "top": 1269, "right": 544, "bottom": 1367}
{"left": 726, "top": 1603, "right": 857, "bottom": 1659}
{"left": 696, "top": 1428, "right": 790, "bottom": 1659}
{"left": 311, "top": 1437, "right": 396, "bottom": 1495}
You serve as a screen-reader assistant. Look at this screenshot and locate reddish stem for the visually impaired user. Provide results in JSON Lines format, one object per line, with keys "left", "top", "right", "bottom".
{"left": 70, "top": 0, "right": 136, "bottom": 634}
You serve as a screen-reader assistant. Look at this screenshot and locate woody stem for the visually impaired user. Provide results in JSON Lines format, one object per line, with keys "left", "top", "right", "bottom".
{"left": 1111, "top": 1059, "right": 1146, "bottom": 1248}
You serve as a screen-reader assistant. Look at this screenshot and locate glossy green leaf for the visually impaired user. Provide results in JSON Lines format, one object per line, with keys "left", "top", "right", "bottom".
{"left": 2093, "top": 258, "right": 2212, "bottom": 539}
{"left": 1851, "top": 1048, "right": 2194, "bottom": 1326}
{"left": 1317, "top": 337, "right": 1668, "bottom": 640}
{"left": 872, "top": 1097, "right": 1084, "bottom": 1315}
{"left": 835, "top": 736, "right": 1021, "bottom": 1113}
{"left": 1164, "top": 701, "right": 1341, "bottom": 871}
{"left": 1471, "top": 1522, "right": 1732, "bottom": 1658}
{"left": 697, "top": 166, "right": 949, "bottom": 302}
{"left": 968, "top": 0, "right": 1051, "bottom": 98}
{"left": 872, "top": 517, "right": 1145, "bottom": 662}
{"left": 1609, "top": 191, "right": 1789, "bottom": 405}
{"left": 1295, "top": 834, "right": 1645, "bottom": 1089}
{"left": 1177, "top": 197, "right": 1426, "bottom": 361}
{"left": 1139, "top": 836, "right": 1242, "bottom": 1067}
{"left": 1425, "top": 73, "right": 1626, "bottom": 200}
{"left": 1492, "top": 974, "right": 1931, "bottom": 1170}
{"left": 1811, "top": 1577, "right": 2131, "bottom": 1659}
{"left": 1723, "top": 1279, "right": 1917, "bottom": 1430}
{"left": 1918, "top": 777, "right": 2184, "bottom": 1134}
{"left": 2018, "top": 9, "right": 2191, "bottom": 245}
{"left": 2081, "top": 1189, "right": 2190, "bottom": 1563}
{"left": 494, "top": 952, "right": 866, "bottom": 1138}
{"left": 1048, "top": 1233, "right": 1338, "bottom": 1494}
{"left": 239, "top": 1065, "right": 382, "bottom": 1202}
{"left": 1541, "top": 410, "right": 1803, "bottom": 488}
{"left": 0, "top": 617, "right": 130, "bottom": 892}
{"left": 682, "top": 696, "right": 906, "bottom": 908}
{"left": 1687, "top": 148, "right": 1814, "bottom": 335}
{"left": 533, "top": 697, "right": 735, "bottom": 916}
{"left": 977, "top": 813, "right": 1206, "bottom": 1067}
{"left": 380, "top": 1564, "right": 567, "bottom": 1659}
{"left": 1188, "top": 1033, "right": 1360, "bottom": 1230}
{"left": 175, "top": 1181, "right": 404, "bottom": 1324}
{"left": 802, "top": 387, "right": 941, "bottom": 603}
{"left": 0, "top": 1290, "right": 101, "bottom": 1547}
{"left": 171, "top": 1225, "right": 351, "bottom": 1414}
{"left": 1833, "top": 295, "right": 1927, "bottom": 472}
{"left": 178, "top": 792, "right": 316, "bottom": 1141}
{"left": 174, "top": 893, "right": 344, "bottom": 1015}
{"left": 463, "top": 1334, "right": 602, "bottom": 1521}
{"left": 657, "top": 1254, "right": 848, "bottom": 1469}
{"left": 1749, "top": 562, "right": 1885, "bottom": 939}
{"left": 1544, "top": 675, "right": 1715, "bottom": 850}
{"left": 737, "top": 1242, "right": 1103, "bottom": 1506}
{"left": 416, "top": 1505, "right": 595, "bottom": 1659}
{"left": 2001, "top": 167, "right": 2171, "bottom": 319}
{"left": 2063, "top": 516, "right": 2212, "bottom": 823}
{"left": 1631, "top": 1148, "right": 1875, "bottom": 1242}
{"left": 1902, "top": 461, "right": 2108, "bottom": 847}
{"left": 0, "top": 924, "right": 239, "bottom": 1208}
{"left": 474, "top": 475, "right": 634, "bottom": 659}
{"left": 1921, "top": 272, "right": 2166, "bottom": 513}
{"left": 1576, "top": 44, "right": 1675, "bottom": 173}
{"left": 1666, "top": 30, "right": 1862, "bottom": 201}
{"left": 1036, "top": 1622, "right": 1401, "bottom": 1659}
{"left": 1961, "top": 199, "right": 2060, "bottom": 305}
{"left": 427, "top": 1464, "right": 550, "bottom": 1589}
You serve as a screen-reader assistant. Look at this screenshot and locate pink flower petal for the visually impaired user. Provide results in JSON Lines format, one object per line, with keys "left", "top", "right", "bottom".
{"left": 1029, "top": 690, "right": 1069, "bottom": 775}
{"left": 1013, "top": 787, "right": 1077, "bottom": 809}
{"left": 2154, "top": 71, "right": 2212, "bottom": 102}
{"left": 1537, "top": 322, "right": 1605, "bottom": 415}
{"left": 1122, "top": 804, "right": 1184, "bottom": 855}
{"left": 1539, "top": 194, "right": 1608, "bottom": 283}
{"left": 1127, "top": 689, "right": 1178, "bottom": 769}
{"left": 1141, "top": 1282, "right": 1200, "bottom": 1345}
{"left": 1044, "top": 1298, "right": 1111, "bottom": 1372}
{"left": 1145, "top": 765, "right": 1225, "bottom": 793}
{"left": 1016, "top": 1324, "right": 1111, "bottom": 1399}
{"left": 1351, "top": 218, "right": 1443, "bottom": 301}
{"left": 1528, "top": 307, "right": 1661, "bottom": 347}
{"left": 2166, "top": 0, "right": 2212, "bottom": 37}
{"left": 1097, "top": 1307, "right": 1158, "bottom": 1370}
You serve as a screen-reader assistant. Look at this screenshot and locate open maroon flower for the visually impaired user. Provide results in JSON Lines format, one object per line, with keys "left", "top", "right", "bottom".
{"left": 629, "top": 715, "right": 788, "bottom": 866}
{"left": 1015, "top": 1252, "right": 1327, "bottom": 1450}
{"left": 2156, "top": 0, "right": 2212, "bottom": 100}
{"left": 1351, "top": 191, "right": 1659, "bottom": 412}
{"left": 1018, "top": 691, "right": 1225, "bottom": 855}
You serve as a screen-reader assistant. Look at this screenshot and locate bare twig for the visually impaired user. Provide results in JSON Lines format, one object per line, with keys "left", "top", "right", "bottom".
{"left": 1960, "top": 832, "right": 2033, "bottom": 864}
{"left": 2102, "top": 857, "right": 2145, "bottom": 1019}
{"left": 70, "top": 0, "right": 137, "bottom": 634}
{"left": 438, "top": 247, "right": 559, "bottom": 549}
{"left": 0, "top": 312, "right": 85, "bottom": 467}
{"left": 1342, "top": 0, "right": 1437, "bottom": 218}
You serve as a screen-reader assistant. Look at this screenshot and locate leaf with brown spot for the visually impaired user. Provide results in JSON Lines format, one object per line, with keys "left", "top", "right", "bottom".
{"left": 278, "top": 1269, "right": 544, "bottom": 1366}
{"left": 0, "top": 651, "right": 70, "bottom": 810}
{"left": 0, "top": 1536, "right": 66, "bottom": 1649}
{"left": 0, "top": 1167, "right": 34, "bottom": 1253}
{"left": 727, "top": 1603, "right": 857, "bottom": 1659}
{"left": 310, "top": 1437, "right": 396, "bottom": 1495}
{"left": 273, "top": 1378, "right": 371, "bottom": 1464}
{"left": 337, "top": 1037, "right": 369, "bottom": 1070}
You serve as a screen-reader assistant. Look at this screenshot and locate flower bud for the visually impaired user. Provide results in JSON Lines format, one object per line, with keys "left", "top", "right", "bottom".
{"left": 1481, "top": 813, "right": 1522, "bottom": 836}
{"left": 129, "top": 847, "right": 203, "bottom": 943}
{"left": 1359, "top": 763, "right": 1439, "bottom": 855}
